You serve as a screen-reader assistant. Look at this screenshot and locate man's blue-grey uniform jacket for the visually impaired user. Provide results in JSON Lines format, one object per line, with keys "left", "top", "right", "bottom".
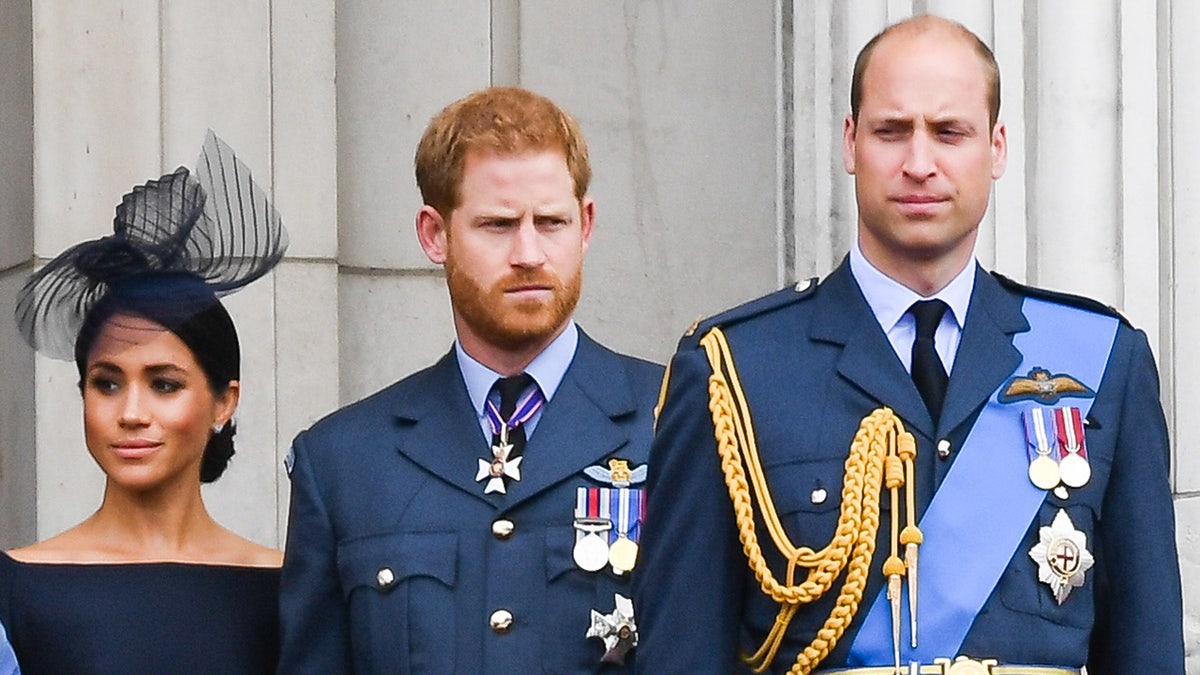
{"left": 279, "top": 330, "right": 663, "bottom": 674}
{"left": 634, "top": 260, "right": 1184, "bottom": 674}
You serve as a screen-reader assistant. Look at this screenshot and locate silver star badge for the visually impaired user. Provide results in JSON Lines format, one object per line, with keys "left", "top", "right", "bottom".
{"left": 586, "top": 593, "right": 638, "bottom": 665}
{"left": 475, "top": 433, "right": 522, "bottom": 494}
{"left": 1029, "top": 509, "right": 1094, "bottom": 604}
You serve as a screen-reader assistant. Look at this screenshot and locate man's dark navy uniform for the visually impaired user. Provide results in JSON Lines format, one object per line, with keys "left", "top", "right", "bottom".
{"left": 634, "top": 15, "right": 1184, "bottom": 675}
{"left": 279, "top": 87, "right": 662, "bottom": 674}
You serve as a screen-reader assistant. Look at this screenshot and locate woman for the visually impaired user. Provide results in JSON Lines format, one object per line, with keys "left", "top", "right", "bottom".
{"left": 0, "top": 132, "right": 288, "bottom": 674}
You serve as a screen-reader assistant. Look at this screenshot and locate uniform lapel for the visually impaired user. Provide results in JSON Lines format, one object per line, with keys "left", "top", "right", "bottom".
{"left": 938, "top": 268, "right": 1027, "bottom": 435}
{"left": 393, "top": 350, "right": 499, "bottom": 507}
{"left": 503, "top": 332, "right": 636, "bottom": 509}
{"left": 812, "top": 262, "right": 936, "bottom": 438}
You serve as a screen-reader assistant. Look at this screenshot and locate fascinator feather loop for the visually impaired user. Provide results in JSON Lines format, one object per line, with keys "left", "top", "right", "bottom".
{"left": 16, "top": 131, "right": 288, "bottom": 360}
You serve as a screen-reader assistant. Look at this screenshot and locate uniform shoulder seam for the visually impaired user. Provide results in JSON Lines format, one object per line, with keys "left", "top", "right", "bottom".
{"left": 677, "top": 277, "right": 819, "bottom": 350}
{"left": 991, "top": 272, "right": 1131, "bottom": 326}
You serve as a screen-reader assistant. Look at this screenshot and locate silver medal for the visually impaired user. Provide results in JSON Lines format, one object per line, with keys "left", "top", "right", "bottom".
{"left": 1058, "top": 452, "right": 1091, "bottom": 489}
{"left": 573, "top": 532, "right": 610, "bottom": 572}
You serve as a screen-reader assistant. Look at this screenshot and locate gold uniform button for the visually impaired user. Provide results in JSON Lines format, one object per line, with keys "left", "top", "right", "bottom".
{"left": 492, "top": 519, "right": 515, "bottom": 539}
{"left": 489, "top": 609, "right": 514, "bottom": 633}
{"left": 375, "top": 567, "right": 396, "bottom": 590}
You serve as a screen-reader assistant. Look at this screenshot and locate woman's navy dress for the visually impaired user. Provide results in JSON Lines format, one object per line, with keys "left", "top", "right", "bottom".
{"left": 0, "top": 552, "right": 279, "bottom": 674}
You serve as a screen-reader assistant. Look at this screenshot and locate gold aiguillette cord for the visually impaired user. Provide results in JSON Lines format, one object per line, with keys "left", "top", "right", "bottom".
{"left": 697, "top": 327, "right": 920, "bottom": 675}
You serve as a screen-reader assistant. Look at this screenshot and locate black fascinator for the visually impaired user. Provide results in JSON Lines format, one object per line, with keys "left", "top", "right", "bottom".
{"left": 15, "top": 131, "right": 289, "bottom": 360}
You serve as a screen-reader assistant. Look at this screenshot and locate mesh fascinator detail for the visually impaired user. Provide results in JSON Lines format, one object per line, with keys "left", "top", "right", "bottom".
{"left": 16, "top": 131, "right": 288, "bottom": 360}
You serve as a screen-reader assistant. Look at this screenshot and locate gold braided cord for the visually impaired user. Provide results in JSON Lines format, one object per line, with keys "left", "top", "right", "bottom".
{"left": 699, "top": 327, "right": 915, "bottom": 675}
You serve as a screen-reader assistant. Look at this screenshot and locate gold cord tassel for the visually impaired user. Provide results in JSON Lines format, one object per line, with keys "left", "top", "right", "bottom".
{"left": 882, "top": 556, "right": 906, "bottom": 674}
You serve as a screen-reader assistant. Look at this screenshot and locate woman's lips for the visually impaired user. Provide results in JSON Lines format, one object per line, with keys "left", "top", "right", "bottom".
{"left": 111, "top": 440, "right": 161, "bottom": 459}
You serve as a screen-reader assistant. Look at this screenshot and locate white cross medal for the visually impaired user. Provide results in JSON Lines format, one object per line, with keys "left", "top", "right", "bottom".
{"left": 476, "top": 425, "right": 523, "bottom": 494}
{"left": 475, "top": 386, "right": 544, "bottom": 494}
{"left": 1029, "top": 509, "right": 1094, "bottom": 604}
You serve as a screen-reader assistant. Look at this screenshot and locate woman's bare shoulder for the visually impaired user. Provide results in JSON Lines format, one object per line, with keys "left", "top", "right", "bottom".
{"left": 6, "top": 525, "right": 97, "bottom": 563}
{"left": 212, "top": 528, "right": 283, "bottom": 568}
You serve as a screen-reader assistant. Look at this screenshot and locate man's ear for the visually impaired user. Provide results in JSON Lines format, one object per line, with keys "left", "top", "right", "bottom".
{"left": 579, "top": 197, "right": 595, "bottom": 254}
{"left": 842, "top": 114, "right": 857, "bottom": 175}
{"left": 990, "top": 121, "right": 1009, "bottom": 180}
{"left": 416, "top": 205, "right": 449, "bottom": 264}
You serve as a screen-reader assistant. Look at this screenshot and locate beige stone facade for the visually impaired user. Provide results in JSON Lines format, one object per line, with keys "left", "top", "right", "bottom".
{"left": 0, "top": 1, "right": 1195, "bottom": 665}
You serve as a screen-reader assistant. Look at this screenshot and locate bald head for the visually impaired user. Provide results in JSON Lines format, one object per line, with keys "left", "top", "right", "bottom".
{"left": 850, "top": 15, "right": 1000, "bottom": 128}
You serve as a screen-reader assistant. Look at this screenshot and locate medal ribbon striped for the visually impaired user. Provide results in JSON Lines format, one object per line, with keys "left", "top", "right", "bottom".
{"left": 848, "top": 297, "right": 1119, "bottom": 664}
{"left": 1055, "top": 406, "right": 1088, "bottom": 459}
{"left": 607, "top": 488, "right": 645, "bottom": 545}
{"left": 628, "top": 489, "right": 644, "bottom": 541}
{"left": 484, "top": 386, "right": 545, "bottom": 437}
{"left": 1023, "top": 406, "right": 1058, "bottom": 461}
{"left": 574, "top": 486, "right": 589, "bottom": 520}
{"left": 575, "top": 487, "right": 610, "bottom": 544}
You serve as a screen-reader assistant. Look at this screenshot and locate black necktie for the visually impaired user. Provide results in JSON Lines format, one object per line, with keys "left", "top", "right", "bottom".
{"left": 493, "top": 374, "right": 534, "bottom": 459}
{"left": 910, "top": 300, "right": 949, "bottom": 423}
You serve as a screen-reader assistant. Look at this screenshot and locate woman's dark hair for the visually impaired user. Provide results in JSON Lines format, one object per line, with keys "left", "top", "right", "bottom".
{"left": 73, "top": 272, "right": 241, "bottom": 483}
{"left": 16, "top": 133, "right": 285, "bottom": 483}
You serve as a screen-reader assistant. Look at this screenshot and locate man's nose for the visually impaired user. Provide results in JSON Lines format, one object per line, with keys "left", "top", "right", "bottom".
{"left": 510, "top": 219, "right": 547, "bottom": 268}
{"left": 902, "top": 132, "right": 937, "bottom": 180}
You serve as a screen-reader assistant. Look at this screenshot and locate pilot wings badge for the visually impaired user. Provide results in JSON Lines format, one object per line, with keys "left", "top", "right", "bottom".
{"left": 999, "top": 367, "right": 1095, "bottom": 404}
{"left": 583, "top": 458, "right": 647, "bottom": 488}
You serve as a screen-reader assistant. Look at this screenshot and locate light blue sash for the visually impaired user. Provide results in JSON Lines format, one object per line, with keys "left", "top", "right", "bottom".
{"left": 846, "top": 297, "right": 1119, "bottom": 663}
{"left": 0, "top": 618, "right": 18, "bottom": 675}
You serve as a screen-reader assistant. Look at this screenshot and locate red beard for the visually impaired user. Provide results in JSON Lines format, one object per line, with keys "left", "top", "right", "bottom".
{"left": 444, "top": 257, "right": 582, "bottom": 352}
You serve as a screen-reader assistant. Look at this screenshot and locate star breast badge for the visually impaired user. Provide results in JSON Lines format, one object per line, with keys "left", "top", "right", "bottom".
{"left": 586, "top": 594, "right": 638, "bottom": 665}
{"left": 1029, "top": 509, "right": 1095, "bottom": 604}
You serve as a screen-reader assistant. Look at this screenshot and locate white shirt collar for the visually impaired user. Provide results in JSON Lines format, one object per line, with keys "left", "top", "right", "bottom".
{"left": 455, "top": 321, "right": 579, "bottom": 417}
{"left": 848, "top": 239, "right": 974, "bottom": 332}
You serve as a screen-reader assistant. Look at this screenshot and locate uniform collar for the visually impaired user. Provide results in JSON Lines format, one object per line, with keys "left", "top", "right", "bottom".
{"left": 455, "top": 321, "right": 579, "bottom": 416}
{"left": 849, "top": 239, "right": 974, "bottom": 334}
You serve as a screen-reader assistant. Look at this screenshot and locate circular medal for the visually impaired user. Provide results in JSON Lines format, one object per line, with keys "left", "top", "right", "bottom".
{"left": 1028, "top": 454, "right": 1061, "bottom": 490}
{"left": 1059, "top": 453, "right": 1091, "bottom": 489}
{"left": 573, "top": 532, "right": 609, "bottom": 572}
{"left": 609, "top": 536, "right": 639, "bottom": 573}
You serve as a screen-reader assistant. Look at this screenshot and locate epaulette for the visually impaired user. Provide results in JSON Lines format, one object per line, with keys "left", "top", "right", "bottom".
{"left": 676, "top": 276, "right": 819, "bottom": 351}
{"left": 991, "top": 272, "right": 1131, "bottom": 327}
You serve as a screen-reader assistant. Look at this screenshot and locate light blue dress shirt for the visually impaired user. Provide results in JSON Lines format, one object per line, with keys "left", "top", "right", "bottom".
{"left": 848, "top": 240, "right": 974, "bottom": 376}
{"left": 455, "top": 321, "right": 579, "bottom": 442}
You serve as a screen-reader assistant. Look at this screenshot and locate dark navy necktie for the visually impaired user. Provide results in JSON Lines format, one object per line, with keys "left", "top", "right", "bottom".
{"left": 493, "top": 373, "right": 534, "bottom": 459}
{"left": 910, "top": 300, "right": 949, "bottom": 424}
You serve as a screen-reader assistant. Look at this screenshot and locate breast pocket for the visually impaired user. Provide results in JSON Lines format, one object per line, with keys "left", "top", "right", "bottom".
{"left": 542, "top": 525, "right": 631, "bottom": 673}
{"left": 997, "top": 503, "right": 1096, "bottom": 629}
{"left": 337, "top": 531, "right": 458, "bottom": 674}
{"left": 771, "top": 457, "right": 846, "bottom": 547}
